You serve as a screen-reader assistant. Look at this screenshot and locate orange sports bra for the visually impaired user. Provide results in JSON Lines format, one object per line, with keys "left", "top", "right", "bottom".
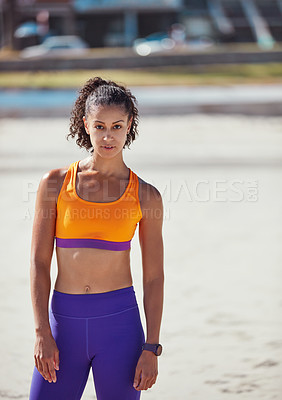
{"left": 54, "top": 160, "right": 143, "bottom": 251}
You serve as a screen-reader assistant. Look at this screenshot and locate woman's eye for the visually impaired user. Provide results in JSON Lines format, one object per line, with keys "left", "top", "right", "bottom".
{"left": 94, "top": 125, "right": 121, "bottom": 129}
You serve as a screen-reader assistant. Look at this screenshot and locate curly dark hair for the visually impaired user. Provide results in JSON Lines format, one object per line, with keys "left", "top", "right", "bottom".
{"left": 67, "top": 76, "right": 139, "bottom": 154}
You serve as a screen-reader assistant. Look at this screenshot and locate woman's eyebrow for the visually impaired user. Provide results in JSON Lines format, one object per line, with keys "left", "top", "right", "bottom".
{"left": 94, "top": 120, "right": 124, "bottom": 123}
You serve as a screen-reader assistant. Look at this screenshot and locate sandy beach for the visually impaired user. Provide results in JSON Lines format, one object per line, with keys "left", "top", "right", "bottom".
{"left": 0, "top": 114, "right": 281, "bottom": 399}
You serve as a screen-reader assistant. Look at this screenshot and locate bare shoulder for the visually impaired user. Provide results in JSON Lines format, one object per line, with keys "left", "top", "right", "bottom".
{"left": 39, "top": 164, "right": 70, "bottom": 202}
{"left": 137, "top": 175, "right": 163, "bottom": 210}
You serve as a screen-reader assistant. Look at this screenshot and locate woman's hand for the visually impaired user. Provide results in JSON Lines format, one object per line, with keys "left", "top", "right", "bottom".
{"left": 34, "top": 332, "right": 60, "bottom": 383}
{"left": 133, "top": 350, "right": 158, "bottom": 391}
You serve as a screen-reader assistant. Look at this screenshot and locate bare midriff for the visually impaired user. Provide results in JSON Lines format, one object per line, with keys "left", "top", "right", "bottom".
{"left": 54, "top": 247, "right": 133, "bottom": 294}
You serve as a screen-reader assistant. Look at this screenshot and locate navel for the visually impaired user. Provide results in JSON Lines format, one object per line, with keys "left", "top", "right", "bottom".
{"left": 84, "top": 285, "right": 91, "bottom": 293}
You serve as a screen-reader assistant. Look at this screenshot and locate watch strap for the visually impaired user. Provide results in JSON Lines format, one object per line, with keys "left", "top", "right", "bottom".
{"left": 142, "top": 343, "right": 162, "bottom": 355}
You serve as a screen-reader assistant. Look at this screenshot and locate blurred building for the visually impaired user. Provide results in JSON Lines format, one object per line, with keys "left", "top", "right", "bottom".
{"left": 1, "top": 0, "right": 282, "bottom": 49}
{"left": 73, "top": 0, "right": 181, "bottom": 47}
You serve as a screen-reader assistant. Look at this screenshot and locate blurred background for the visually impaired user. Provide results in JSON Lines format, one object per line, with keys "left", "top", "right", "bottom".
{"left": 1, "top": 0, "right": 282, "bottom": 52}
{"left": 0, "top": 0, "right": 282, "bottom": 399}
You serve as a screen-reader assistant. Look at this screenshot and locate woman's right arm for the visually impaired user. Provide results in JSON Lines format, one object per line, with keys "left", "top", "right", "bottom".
{"left": 30, "top": 169, "right": 60, "bottom": 384}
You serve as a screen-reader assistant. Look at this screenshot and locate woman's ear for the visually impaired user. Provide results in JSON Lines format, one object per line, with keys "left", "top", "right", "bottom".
{"left": 83, "top": 116, "right": 89, "bottom": 135}
{"left": 127, "top": 116, "right": 133, "bottom": 132}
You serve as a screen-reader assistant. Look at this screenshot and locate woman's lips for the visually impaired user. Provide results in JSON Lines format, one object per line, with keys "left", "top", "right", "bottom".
{"left": 102, "top": 145, "right": 115, "bottom": 150}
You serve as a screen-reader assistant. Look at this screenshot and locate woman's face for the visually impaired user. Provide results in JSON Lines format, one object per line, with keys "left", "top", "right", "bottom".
{"left": 83, "top": 105, "right": 132, "bottom": 157}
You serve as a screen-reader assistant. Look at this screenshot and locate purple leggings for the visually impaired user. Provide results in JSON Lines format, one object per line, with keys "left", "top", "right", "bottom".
{"left": 29, "top": 285, "right": 145, "bottom": 400}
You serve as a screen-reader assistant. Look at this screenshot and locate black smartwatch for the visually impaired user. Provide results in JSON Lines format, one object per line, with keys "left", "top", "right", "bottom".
{"left": 141, "top": 343, "right": 163, "bottom": 356}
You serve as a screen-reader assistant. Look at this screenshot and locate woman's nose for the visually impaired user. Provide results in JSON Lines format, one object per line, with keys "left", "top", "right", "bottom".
{"left": 103, "top": 131, "right": 114, "bottom": 139}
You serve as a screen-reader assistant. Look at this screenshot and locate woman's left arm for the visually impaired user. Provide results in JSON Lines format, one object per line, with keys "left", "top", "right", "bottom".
{"left": 133, "top": 183, "right": 164, "bottom": 392}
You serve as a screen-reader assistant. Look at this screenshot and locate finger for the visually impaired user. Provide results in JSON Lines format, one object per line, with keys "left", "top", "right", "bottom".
{"left": 148, "top": 373, "right": 157, "bottom": 385}
{"left": 42, "top": 360, "right": 52, "bottom": 382}
{"left": 34, "top": 355, "right": 39, "bottom": 371}
{"left": 147, "top": 377, "right": 156, "bottom": 389}
{"left": 133, "top": 369, "right": 142, "bottom": 389}
{"left": 47, "top": 360, "right": 57, "bottom": 383}
{"left": 36, "top": 356, "right": 49, "bottom": 381}
{"left": 141, "top": 373, "right": 157, "bottom": 390}
{"left": 54, "top": 351, "right": 60, "bottom": 371}
{"left": 146, "top": 370, "right": 158, "bottom": 388}
{"left": 145, "top": 378, "right": 152, "bottom": 389}
{"left": 136, "top": 373, "right": 149, "bottom": 391}
{"left": 36, "top": 356, "right": 43, "bottom": 374}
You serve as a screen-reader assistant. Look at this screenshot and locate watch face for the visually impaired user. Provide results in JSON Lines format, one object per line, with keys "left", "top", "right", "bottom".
{"left": 156, "top": 344, "right": 162, "bottom": 356}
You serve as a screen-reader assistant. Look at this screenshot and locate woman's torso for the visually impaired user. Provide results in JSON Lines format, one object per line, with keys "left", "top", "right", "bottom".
{"left": 53, "top": 158, "right": 143, "bottom": 294}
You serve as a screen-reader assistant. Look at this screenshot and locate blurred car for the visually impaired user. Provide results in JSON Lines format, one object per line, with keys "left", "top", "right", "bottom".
{"left": 20, "top": 35, "right": 89, "bottom": 59}
{"left": 14, "top": 21, "right": 39, "bottom": 39}
{"left": 14, "top": 21, "right": 42, "bottom": 49}
{"left": 133, "top": 32, "right": 175, "bottom": 56}
{"left": 133, "top": 31, "right": 215, "bottom": 56}
{"left": 184, "top": 35, "right": 215, "bottom": 51}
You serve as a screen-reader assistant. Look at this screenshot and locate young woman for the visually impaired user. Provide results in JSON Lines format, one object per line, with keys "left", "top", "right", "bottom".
{"left": 28, "top": 76, "right": 164, "bottom": 400}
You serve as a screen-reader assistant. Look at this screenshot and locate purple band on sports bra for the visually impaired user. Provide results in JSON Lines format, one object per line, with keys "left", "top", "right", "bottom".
{"left": 55, "top": 237, "right": 131, "bottom": 251}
